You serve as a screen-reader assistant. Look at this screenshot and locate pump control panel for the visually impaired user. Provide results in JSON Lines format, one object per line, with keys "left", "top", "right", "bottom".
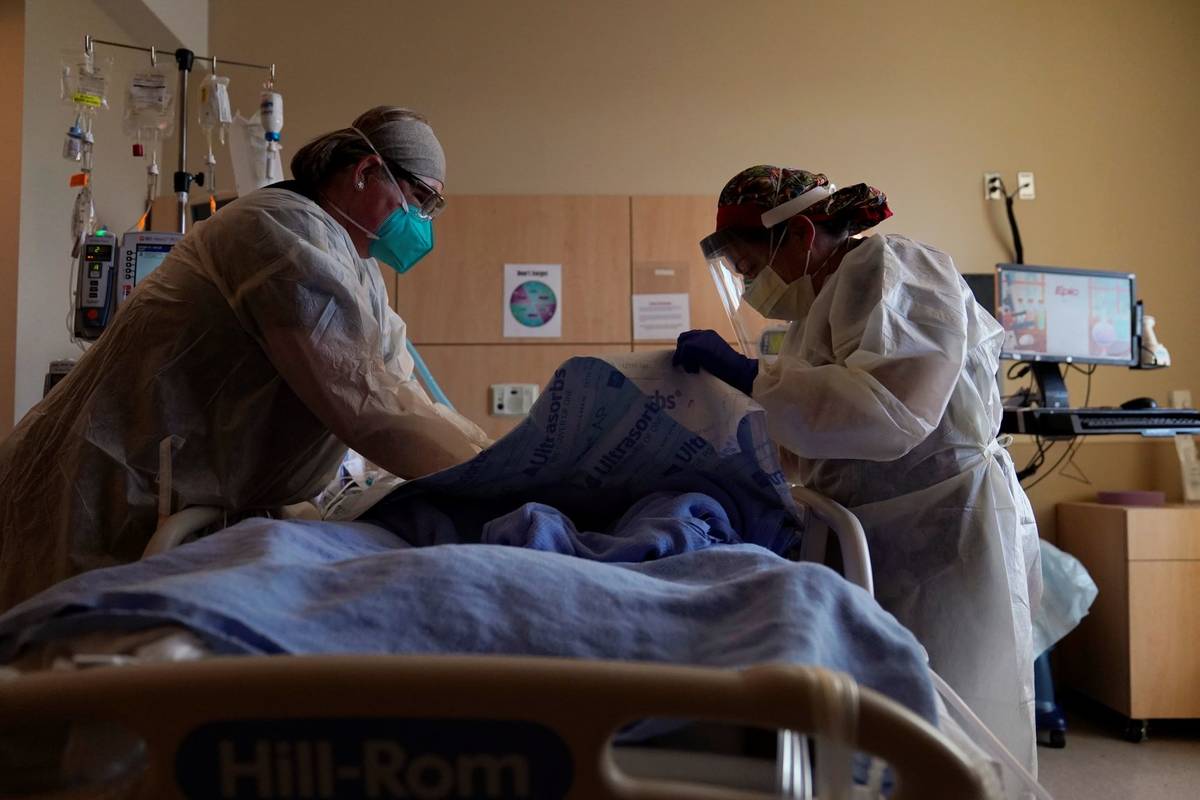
{"left": 118, "top": 231, "right": 183, "bottom": 304}
{"left": 74, "top": 233, "right": 118, "bottom": 341}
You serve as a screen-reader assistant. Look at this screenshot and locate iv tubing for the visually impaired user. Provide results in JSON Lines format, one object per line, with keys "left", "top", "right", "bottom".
{"left": 406, "top": 339, "right": 454, "bottom": 410}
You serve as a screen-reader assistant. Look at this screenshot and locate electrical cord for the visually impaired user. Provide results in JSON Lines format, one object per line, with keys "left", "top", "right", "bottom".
{"left": 1003, "top": 386, "right": 1034, "bottom": 407}
{"left": 1006, "top": 360, "right": 1041, "bottom": 478}
{"left": 1003, "top": 362, "right": 1035, "bottom": 407}
{"left": 1005, "top": 194, "right": 1024, "bottom": 265}
{"left": 993, "top": 176, "right": 1025, "bottom": 264}
{"left": 1016, "top": 435, "right": 1055, "bottom": 482}
{"left": 1024, "top": 437, "right": 1077, "bottom": 490}
{"left": 1022, "top": 365, "right": 1094, "bottom": 489}
{"left": 64, "top": 256, "right": 76, "bottom": 341}
{"left": 1058, "top": 365, "right": 1095, "bottom": 485}
{"left": 1070, "top": 362, "right": 1098, "bottom": 383}
{"left": 1006, "top": 363, "right": 1031, "bottom": 380}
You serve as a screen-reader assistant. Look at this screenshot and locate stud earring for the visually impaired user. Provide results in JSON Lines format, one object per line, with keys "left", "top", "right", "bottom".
{"left": 355, "top": 180, "right": 365, "bottom": 191}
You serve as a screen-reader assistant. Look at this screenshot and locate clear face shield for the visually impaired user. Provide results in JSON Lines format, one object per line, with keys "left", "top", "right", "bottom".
{"left": 701, "top": 228, "right": 776, "bottom": 358}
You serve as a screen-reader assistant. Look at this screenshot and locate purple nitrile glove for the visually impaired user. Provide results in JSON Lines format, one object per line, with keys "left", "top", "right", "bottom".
{"left": 672, "top": 329, "right": 758, "bottom": 395}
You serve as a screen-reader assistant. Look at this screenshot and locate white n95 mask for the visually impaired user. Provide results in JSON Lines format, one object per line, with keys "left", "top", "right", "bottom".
{"left": 744, "top": 268, "right": 816, "bottom": 321}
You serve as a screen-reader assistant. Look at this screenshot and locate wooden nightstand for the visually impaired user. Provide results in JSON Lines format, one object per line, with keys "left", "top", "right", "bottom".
{"left": 1056, "top": 502, "right": 1200, "bottom": 741}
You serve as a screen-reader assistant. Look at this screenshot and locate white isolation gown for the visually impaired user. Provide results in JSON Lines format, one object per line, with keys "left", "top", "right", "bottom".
{"left": 755, "top": 233, "right": 1042, "bottom": 774}
{"left": 0, "top": 187, "right": 487, "bottom": 611}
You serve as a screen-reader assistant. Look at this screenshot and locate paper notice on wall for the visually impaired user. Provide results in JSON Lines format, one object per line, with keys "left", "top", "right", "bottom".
{"left": 504, "top": 264, "right": 563, "bottom": 338}
{"left": 633, "top": 293, "right": 691, "bottom": 341}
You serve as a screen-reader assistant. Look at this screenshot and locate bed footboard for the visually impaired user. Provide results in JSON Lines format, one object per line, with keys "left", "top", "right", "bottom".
{"left": 0, "top": 655, "right": 986, "bottom": 800}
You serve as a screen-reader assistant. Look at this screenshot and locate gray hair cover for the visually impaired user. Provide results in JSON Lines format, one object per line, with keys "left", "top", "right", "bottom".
{"left": 290, "top": 106, "right": 446, "bottom": 188}
{"left": 354, "top": 107, "right": 446, "bottom": 183}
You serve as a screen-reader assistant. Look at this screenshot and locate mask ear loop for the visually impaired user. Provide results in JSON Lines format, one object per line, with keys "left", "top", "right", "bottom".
{"left": 766, "top": 223, "right": 789, "bottom": 273}
{"left": 321, "top": 127, "right": 415, "bottom": 240}
{"left": 806, "top": 231, "right": 851, "bottom": 282}
{"left": 324, "top": 197, "right": 380, "bottom": 241}
{"left": 775, "top": 171, "right": 817, "bottom": 278}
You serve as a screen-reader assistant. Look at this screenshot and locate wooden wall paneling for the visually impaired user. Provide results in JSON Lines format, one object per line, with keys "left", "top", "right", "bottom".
{"left": 630, "top": 195, "right": 771, "bottom": 349}
{"left": 415, "top": 344, "right": 632, "bottom": 440}
{"left": 394, "top": 196, "right": 631, "bottom": 344}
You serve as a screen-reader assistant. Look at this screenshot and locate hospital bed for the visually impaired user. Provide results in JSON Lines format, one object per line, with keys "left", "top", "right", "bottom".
{"left": 0, "top": 487, "right": 1040, "bottom": 799}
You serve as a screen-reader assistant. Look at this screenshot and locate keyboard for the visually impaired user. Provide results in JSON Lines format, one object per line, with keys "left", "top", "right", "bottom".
{"left": 1001, "top": 407, "right": 1200, "bottom": 437}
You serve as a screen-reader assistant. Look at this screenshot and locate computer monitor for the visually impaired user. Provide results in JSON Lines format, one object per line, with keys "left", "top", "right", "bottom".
{"left": 996, "top": 263, "right": 1138, "bottom": 408}
{"left": 964, "top": 274, "right": 997, "bottom": 321}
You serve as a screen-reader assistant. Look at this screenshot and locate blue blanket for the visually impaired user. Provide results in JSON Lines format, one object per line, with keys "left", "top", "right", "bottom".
{"left": 0, "top": 517, "right": 936, "bottom": 723}
{"left": 374, "top": 490, "right": 741, "bottom": 561}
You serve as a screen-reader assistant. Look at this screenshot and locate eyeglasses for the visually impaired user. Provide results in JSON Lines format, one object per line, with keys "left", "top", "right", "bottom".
{"left": 396, "top": 168, "right": 447, "bottom": 220}
{"left": 351, "top": 125, "right": 448, "bottom": 220}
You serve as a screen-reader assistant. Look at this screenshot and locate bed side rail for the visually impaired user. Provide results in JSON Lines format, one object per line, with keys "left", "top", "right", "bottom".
{"left": 790, "top": 486, "right": 873, "bottom": 598}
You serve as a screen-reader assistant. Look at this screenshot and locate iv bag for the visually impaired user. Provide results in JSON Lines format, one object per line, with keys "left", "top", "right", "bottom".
{"left": 60, "top": 50, "right": 111, "bottom": 111}
{"left": 123, "top": 68, "right": 175, "bottom": 138}
{"left": 199, "top": 74, "right": 233, "bottom": 143}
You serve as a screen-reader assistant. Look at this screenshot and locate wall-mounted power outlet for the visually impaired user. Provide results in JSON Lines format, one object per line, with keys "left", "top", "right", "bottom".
{"left": 1017, "top": 171, "right": 1036, "bottom": 199}
{"left": 984, "top": 172, "right": 1003, "bottom": 200}
{"left": 491, "top": 383, "right": 540, "bottom": 416}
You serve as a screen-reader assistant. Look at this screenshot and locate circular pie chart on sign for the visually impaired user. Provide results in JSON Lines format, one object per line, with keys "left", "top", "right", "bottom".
{"left": 509, "top": 280, "right": 558, "bottom": 327}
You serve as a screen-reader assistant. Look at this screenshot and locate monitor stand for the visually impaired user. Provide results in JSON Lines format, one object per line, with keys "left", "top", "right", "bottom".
{"left": 1029, "top": 362, "right": 1070, "bottom": 409}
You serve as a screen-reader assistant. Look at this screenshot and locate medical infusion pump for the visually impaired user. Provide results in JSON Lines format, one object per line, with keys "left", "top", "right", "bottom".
{"left": 74, "top": 233, "right": 118, "bottom": 341}
{"left": 74, "top": 230, "right": 182, "bottom": 341}
{"left": 118, "top": 232, "right": 182, "bottom": 303}
{"left": 759, "top": 326, "right": 789, "bottom": 364}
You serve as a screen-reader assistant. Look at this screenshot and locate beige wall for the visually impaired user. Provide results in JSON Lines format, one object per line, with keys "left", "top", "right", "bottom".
{"left": 201, "top": 0, "right": 1196, "bottom": 529}
{"left": 0, "top": 1, "right": 24, "bottom": 436}
{"left": 106, "top": 0, "right": 209, "bottom": 53}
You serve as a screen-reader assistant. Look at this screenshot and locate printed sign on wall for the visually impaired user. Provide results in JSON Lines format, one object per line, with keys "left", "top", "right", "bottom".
{"left": 504, "top": 264, "right": 562, "bottom": 338}
{"left": 632, "top": 293, "right": 691, "bottom": 341}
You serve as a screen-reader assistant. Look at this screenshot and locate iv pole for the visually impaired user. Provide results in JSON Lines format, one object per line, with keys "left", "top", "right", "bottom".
{"left": 84, "top": 34, "right": 275, "bottom": 234}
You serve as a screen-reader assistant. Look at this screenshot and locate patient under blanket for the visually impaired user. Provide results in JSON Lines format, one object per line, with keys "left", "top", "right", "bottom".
{"left": 0, "top": 354, "right": 937, "bottom": 723}
{"left": 364, "top": 353, "right": 801, "bottom": 556}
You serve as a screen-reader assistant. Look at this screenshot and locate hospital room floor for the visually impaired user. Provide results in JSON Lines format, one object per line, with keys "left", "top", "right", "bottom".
{"left": 1037, "top": 705, "right": 1200, "bottom": 799}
